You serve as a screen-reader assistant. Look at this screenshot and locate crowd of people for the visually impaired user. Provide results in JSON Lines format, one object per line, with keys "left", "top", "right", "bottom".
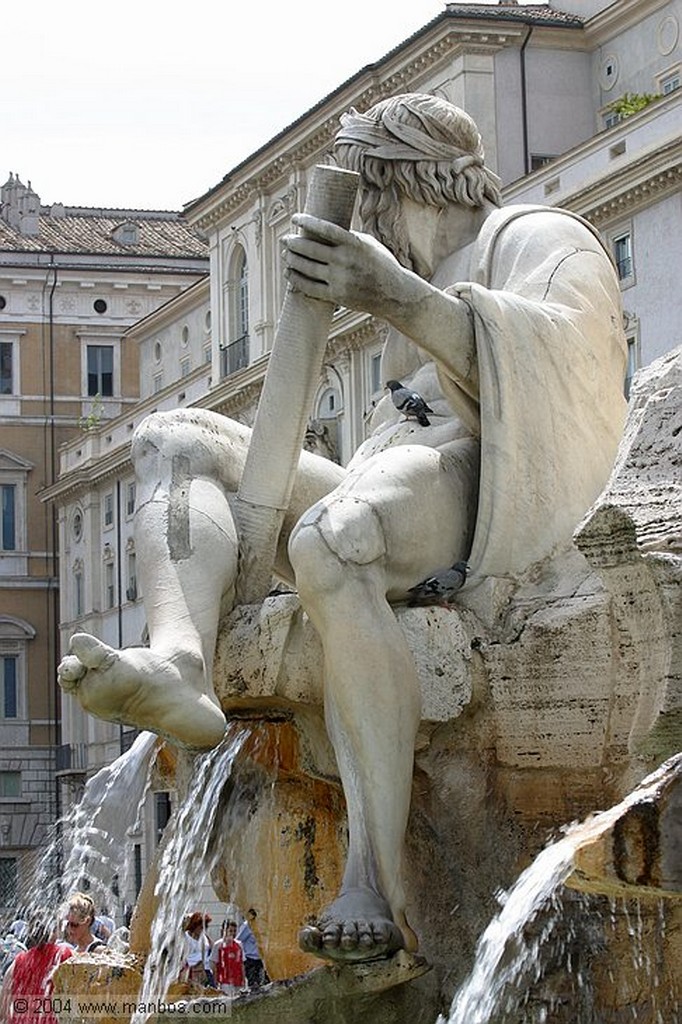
{"left": 180, "top": 907, "right": 268, "bottom": 997}
{"left": 0, "top": 896, "right": 268, "bottom": 1017}
{"left": 0, "top": 892, "right": 129, "bottom": 1024}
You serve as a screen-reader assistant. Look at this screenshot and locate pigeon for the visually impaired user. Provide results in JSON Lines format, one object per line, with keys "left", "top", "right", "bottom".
{"left": 407, "top": 561, "right": 469, "bottom": 607}
{"left": 385, "top": 380, "right": 434, "bottom": 427}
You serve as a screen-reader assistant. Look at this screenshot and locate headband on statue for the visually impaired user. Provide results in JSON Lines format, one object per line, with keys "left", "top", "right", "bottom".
{"left": 336, "top": 104, "right": 485, "bottom": 172}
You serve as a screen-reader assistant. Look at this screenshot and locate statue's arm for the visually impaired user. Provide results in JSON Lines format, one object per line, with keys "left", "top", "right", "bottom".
{"left": 284, "top": 213, "right": 478, "bottom": 396}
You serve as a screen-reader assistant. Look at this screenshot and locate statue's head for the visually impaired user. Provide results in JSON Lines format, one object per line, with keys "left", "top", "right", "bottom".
{"left": 334, "top": 93, "right": 501, "bottom": 269}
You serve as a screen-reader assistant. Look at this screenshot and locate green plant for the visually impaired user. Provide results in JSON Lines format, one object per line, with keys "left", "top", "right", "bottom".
{"left": 79, "top": 393, "right": 104, "bottom": 431}
{"left": 606, "top": 91, "right": 661, "bottom": 118}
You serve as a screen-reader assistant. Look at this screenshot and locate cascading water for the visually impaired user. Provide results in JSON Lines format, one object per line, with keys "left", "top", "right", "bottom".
{"left": 439, "top": 756, "right": 681, "bottom": 1024}
{"left": 131, "top": 722, "right": 248, "bottom": 1024}
{"left": 29, "top": 730, "right": 158, "bottom": 922}
{"left": 439, "top": 830, "right": 584, "bottom": 1024}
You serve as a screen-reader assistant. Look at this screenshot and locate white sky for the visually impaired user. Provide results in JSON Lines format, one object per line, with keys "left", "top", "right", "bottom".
{"left": 1, "top": 0, "right": 538, "bottom": 212}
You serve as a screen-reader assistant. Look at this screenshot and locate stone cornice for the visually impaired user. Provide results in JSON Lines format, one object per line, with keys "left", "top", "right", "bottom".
{"left": 584, "top": 0, "right": 670, "bottom": 47}
{"left": 42, "top": 444, "right": 133, "bottom": 503}
{"left": 188, "top": 25, "right": 523, "bottom": 234}
{"left": 561, "top": 137, "right": 682, "bottom": 227}
{"left": 327, "top": 317, "right": 379, "bottom": 359}
{"left": 125, "top": 276, "right": 209, "bottom": 339}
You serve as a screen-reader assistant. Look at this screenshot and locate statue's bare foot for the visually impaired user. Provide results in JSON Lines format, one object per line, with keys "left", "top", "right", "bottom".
{"left": 58, "top": 633, "right": 226, "bottom": 751}
{"left": 299, "top": 888, "right": 406, "bottom": 962}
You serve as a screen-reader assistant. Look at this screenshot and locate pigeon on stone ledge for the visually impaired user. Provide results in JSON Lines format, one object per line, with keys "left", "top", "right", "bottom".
{"left": 407, "top": 561, "right": 469, "bottom": 607}
{"left": 385, "top": 380, "right": 434, "bottom": 427}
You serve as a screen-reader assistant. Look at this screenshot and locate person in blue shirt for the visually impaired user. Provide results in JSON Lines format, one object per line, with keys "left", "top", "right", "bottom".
{"left": 236, "top": 909, "right": 267, "bottom": 989}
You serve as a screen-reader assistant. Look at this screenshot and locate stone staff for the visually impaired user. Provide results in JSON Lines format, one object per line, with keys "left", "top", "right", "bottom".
{"left": 234, "top": 165, "right": 359, "bottom": 604}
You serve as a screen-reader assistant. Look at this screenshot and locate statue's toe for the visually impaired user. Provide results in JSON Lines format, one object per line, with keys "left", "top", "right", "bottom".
{"left": 298, "top": 924, "right": 323, "bottom": 953}
{"left": 69, "top": 633, "right": 117, "bottom": 671}
{"left": 58, "top": 655, "right": 87, "bottom": 688}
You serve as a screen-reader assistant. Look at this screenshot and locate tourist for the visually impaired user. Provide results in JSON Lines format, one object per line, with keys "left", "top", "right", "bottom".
{"left": 210, "top": 919, "right": 245, "bottom": 996}
{"left": 182, "top": 911, "right": 213, "bottom": 986}
{"left": 62, "top": 892, "right": 107, "bottom": 953}
{"left": 0, "top": 919, "right": 27, "bottom": 978}
{"left": 57, "top": 93, "right": 627, "bottom": 964}
{"left": 236, "top": 909, "right": 267, "bottom": 989}
{"left": 93, "top": 906, "right": 115, "bottom": 942}
{"left": 0, "top": 909, "right": 72, "bottom": 1024}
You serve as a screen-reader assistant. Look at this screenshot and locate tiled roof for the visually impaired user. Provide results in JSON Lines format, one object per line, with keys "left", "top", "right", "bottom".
{"left": 444, "top": 3, "right": 583, "bottom": 27}
{"left": 0, "top": 207, "right": 208, "bottom": 259}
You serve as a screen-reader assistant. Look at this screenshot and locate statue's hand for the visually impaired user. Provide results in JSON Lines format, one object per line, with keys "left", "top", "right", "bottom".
{"left": 283, "top": 213, "right": 408, "bottom": 317}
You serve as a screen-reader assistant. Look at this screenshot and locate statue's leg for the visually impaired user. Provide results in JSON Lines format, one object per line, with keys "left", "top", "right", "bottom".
{"left": 58, "top": 410, "right": 248, "bottom": 748}
{"left": 58, "top": 410, "right": 345, "bottom": 751}
{"left": 289, "top": 439, "right": 478, "bottom": 960}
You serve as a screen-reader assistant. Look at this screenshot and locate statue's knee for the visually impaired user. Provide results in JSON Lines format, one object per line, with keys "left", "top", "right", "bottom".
{"left": 289, "top": 498, "right": 387, "bottom": 599}
{"left": 131, "top": 412, "right": 175, "bottom": 463}
{"left": 289, "top": 521, "right": 342, "bottom": 599}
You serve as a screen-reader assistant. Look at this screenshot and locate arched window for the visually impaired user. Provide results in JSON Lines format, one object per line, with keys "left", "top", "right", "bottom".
{"left": 221, "top": 246, "right": 250, "bottom": 377}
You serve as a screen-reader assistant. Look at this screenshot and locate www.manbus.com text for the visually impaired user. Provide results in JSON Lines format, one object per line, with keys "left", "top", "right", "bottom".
{"left": 11, "top": 995, "right": 234, "bottom": 1017}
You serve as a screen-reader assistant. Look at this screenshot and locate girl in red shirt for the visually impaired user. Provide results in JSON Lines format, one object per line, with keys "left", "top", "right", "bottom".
{"left": 1, "top": 912, "right": 73, "bottom": 1024}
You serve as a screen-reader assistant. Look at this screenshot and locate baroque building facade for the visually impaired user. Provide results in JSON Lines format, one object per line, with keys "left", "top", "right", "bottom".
{"left": 41, "top": 0, "right": 681, "bottom": 922}
{"left": 0, "top": 176, "right": 208, "bottom": 913}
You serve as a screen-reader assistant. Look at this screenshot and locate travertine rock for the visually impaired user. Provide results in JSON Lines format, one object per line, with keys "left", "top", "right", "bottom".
{"left": 209, "top": 348, "right": 681, "bottom": 1023}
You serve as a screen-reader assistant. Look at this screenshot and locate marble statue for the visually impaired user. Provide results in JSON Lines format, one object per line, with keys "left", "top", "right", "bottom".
{"left": 57, "top": 94, "right": 628, "bottom": 965}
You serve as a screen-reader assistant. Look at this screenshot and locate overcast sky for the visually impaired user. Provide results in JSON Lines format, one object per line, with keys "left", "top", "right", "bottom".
{"left": 2, "top": 1, "right": 537, "bottom": 212}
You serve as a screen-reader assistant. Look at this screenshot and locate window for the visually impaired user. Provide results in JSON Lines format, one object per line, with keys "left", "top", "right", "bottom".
{"left": 1, "top": 485, "right": 15, "bottom": 551}
{"left": 613, "top": 232, "right": 633, "bottom": 282}
{"left": 153, "top": 373, "right": 163, "bottom": 394}
{"left": 0, "top": 620, "right": 32, "bottom": 718}
{"left": 659, "top": 69, "right": 680, "bottom": 95}
{"left": 238, "top": 255, "right": 249, "bottom": 338}
{"left": 370, "top": 352, "right": 382, "bottom": 397}
{"left": 133, "top": 844, "right": 142, "bottom": 897}
{"left": 126, "top": 482, "right": 136, "bottom": 517}
{"left": 0, "top": 343, "right": 12, "bottom": 394}
{"left": 624, "top": 337, "right": 639, "bottom": 399}
{"left": 0, "top": 859, "right": 17, "bottom": 907}
{"left": 105, "top": 561, "right": 115, "bottom": 609}
{"left": 72, "top": 509, "right": 83, "bottom": 541}
{"left": 180, "top": 357, "right": 191, "bottom": 378}
{"left": 104, "top": 492, "right": 114, "bottom": 528}
{"left": 221, "top": 246, "right": 249, "bottom": 377}
{"left": 155, "top": 791, "right": 172, "bottom": 844}
{"left": 74, "top": 565, "right": 84, "bottom": 618}
{"left": 530, "top": 154, "right": 557, "bottom": 172}
{"left": 93, "top": 299, "right": 108, "bottom": 315}
{"left": 0, "top": 771, "right": 20, "bottom": 798}
{"left": 603, "top": 110, "right": 621, "bottom": 129}
{"left": 318, "top": 387, "right": 339, "bottom": 418}
{"left": 87, "top": 345, "right": 113, "bottom": 397}
{"left": 1, "top": 655, "right": 18, "bottom": 718}
{"left": 126, "top": 550, "right": 137, "bottom": 602}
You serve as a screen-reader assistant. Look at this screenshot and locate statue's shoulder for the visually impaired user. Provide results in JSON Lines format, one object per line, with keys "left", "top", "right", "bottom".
{"left": 473, "top": 204, "right": 607, "bottom": 282}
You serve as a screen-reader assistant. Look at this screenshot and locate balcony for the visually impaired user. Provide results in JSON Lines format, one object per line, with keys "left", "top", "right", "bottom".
{"left": 220, "top": 334, "right": 249, "bottom": 378}
{"left": 55, "top": 743, "right": 88, "bottom": 774}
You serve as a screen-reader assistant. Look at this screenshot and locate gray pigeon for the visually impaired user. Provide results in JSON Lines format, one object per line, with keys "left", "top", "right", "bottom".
{"left": 407, "top": 561, "right": 469, "bottom": 607}
{"left": 385, "top": 380, "right": 434, "bottom": 427}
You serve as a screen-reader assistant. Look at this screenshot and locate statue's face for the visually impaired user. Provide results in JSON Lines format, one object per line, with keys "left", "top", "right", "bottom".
{"left": 397, "top": 196, "right": 442, "bottom": 280}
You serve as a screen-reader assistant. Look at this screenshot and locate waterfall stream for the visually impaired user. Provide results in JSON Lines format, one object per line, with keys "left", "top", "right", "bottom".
{"left": 30, "top": 730, "right": 158, "bottom": 921}
{"left": 132, "top": 723, "right": 248, "bottom": 1023}
{"left": 440, "top": 755, "right": 681, "bottom": 1024}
